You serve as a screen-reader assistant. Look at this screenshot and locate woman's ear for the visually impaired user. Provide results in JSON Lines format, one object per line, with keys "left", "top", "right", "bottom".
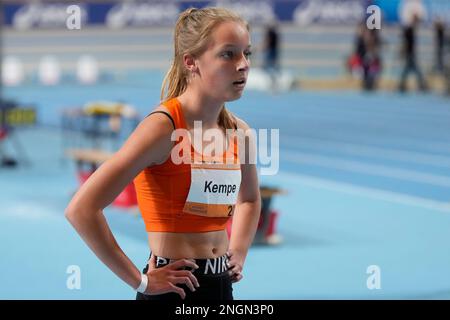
{"left": 183, "top": 53, "right": 197, "bottom": 73}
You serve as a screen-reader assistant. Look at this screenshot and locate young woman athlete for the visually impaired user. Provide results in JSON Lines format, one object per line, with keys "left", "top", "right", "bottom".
{"left": 65, "top": 7, "right": 261, "bottom": 301}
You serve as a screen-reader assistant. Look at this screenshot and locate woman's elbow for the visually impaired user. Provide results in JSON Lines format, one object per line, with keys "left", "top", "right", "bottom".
{"left": 64, "top": 205, "right": 78, "bottom": 226}
{"left": 64, "top": 201, "right": 88, "bottom": 226}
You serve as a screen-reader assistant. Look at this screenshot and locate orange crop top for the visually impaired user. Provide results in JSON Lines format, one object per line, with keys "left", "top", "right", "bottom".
{"left": 133, "top": 98, "right": 241, "bottom": 233}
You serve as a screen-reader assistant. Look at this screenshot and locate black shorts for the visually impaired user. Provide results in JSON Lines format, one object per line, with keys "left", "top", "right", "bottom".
{"left": 136, "top": 253, "right": 234, "bottom": 301}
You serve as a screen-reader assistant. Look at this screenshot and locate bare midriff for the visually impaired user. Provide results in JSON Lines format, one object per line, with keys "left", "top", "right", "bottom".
{"left": 147, "top": 230, "right": 229, "bottom": 260}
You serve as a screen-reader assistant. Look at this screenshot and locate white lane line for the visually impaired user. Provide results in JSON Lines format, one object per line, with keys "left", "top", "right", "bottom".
{"left": 282, "top": 151, "right": 450, "bottom": 187}
{"left": 280, "top": 136, "right": 450, "bottom": 168}
{"left": 275, "top": 171, "right": 450, "bottom": 213}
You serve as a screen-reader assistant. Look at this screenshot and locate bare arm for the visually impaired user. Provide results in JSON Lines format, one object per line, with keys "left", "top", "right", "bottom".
{"left": 65, "top": 112, "right": 199, "bottom": 296}
{"left": 227, "top": 118, "right": 261, "bottom": 282}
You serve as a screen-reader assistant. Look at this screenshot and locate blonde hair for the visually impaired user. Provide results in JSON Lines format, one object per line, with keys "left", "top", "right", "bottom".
{"left": 161, "top": 7, "right": 249, "bottom": 130}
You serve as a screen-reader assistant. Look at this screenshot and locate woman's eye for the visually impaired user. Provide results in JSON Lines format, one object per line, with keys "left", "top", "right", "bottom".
{"left": 222, "top": 51, "right": 233, "bottom": 59}
{"left": 221, "top": 50, "right": 252, "bottom": 59}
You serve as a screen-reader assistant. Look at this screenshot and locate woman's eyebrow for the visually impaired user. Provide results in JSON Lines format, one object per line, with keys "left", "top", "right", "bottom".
{"left": 219, "top": 44, "right": 252, "bottom": 49}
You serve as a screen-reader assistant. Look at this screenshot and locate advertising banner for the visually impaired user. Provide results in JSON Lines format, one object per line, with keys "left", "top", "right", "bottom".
{"left": 2, "top": 0, "right": 379, "bottom": 29}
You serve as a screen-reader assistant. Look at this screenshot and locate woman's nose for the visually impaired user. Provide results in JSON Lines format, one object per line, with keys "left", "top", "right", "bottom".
{"left": 237, "top": 54, "right": 250, "bottom": 72}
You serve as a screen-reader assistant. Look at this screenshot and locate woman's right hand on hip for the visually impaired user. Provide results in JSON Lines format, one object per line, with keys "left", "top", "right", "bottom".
{"left": 144, "top": 255, "right": 200, "bottom": 299}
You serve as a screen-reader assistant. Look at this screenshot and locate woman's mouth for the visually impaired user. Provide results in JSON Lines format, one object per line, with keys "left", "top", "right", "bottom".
{"left": 233, "top": 79, "right": 246, "bottom": 89}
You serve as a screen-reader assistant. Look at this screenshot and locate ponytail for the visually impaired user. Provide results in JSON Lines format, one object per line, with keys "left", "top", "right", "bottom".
{"left": 218, "top": 105, "right": 237, "bottom": 130}
{"left": 160, "top": 62, "right": 187, "bottom": 101}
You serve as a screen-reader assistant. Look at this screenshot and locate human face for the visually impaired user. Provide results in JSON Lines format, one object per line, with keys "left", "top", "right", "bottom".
{"left": 195, "top": 21, "right": 251, "bottom": 102}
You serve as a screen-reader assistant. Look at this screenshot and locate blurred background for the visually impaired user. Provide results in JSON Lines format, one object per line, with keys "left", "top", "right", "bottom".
{"left": 1, "top": 0, "right": 450, "bottom": 299}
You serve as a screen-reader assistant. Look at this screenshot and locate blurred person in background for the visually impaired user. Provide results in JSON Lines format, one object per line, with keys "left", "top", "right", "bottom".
{"left": 433, "top": 18, "right": 445, "bottom": 74}
{"left": 262, "top": 21, "right": 280, "bottom": 92}
{"left": 398, "top": 13, "right": 428, "bottom": 93}
{"left": 445, "top": 29, "right": 450, "bottom": 96}
{"left": 362, "top": 28, "right": 382, "bottom": 91}
{"left": 349, "top": 23, "right": 382, "bottom": 91}
{"left": 348, "top": 23, "right": 365, "bottom": 79}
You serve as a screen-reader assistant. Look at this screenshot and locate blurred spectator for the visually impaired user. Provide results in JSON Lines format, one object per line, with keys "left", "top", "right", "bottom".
{"left": 433, "top": 18, "right": 445, "bottom": 74}
{"left": 349, "top": 23, "right": 382, "bottom": 91}
{"left": 445, "top": 31, "right": 450, "bottom": 96}
{"left": 364, "top": 29, "right": 382, "bottom": 91}
{"left": 348, "top": 23, "right": 365, "bottom": 78}
{"left": 398, "top": 14, "right": 428, "bottom": 93}
{"left": 262, "top": 21, "right": 280, "bottom": 92}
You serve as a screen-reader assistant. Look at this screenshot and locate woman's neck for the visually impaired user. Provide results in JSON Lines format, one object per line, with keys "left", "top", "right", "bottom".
{"left": 177, "top": 90, "right": 223, "bottom": 129}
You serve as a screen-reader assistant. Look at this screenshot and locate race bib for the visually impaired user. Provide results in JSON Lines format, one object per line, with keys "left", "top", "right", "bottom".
{"left": 183, "top": 160, "right": 241, "bottom": 218}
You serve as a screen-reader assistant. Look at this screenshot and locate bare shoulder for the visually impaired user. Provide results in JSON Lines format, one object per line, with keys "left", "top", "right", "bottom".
{"left": 139, "top": 105, "right": 173, "bottom": 131}
{"left": 117, "top": 104, "right": 175, "bottom": 167}
{"left": 233, "top": 115, "right": 257, "bottom": 165}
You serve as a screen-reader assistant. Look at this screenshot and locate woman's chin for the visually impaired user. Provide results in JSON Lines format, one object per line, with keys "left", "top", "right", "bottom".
{"left": 225, "top": 91, "right": 244, "bottom": 102}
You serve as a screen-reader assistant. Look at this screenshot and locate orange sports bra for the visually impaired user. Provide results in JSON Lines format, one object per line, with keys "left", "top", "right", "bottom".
{"left": 133, "top": 97, "right": 241, "bottom": 233}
